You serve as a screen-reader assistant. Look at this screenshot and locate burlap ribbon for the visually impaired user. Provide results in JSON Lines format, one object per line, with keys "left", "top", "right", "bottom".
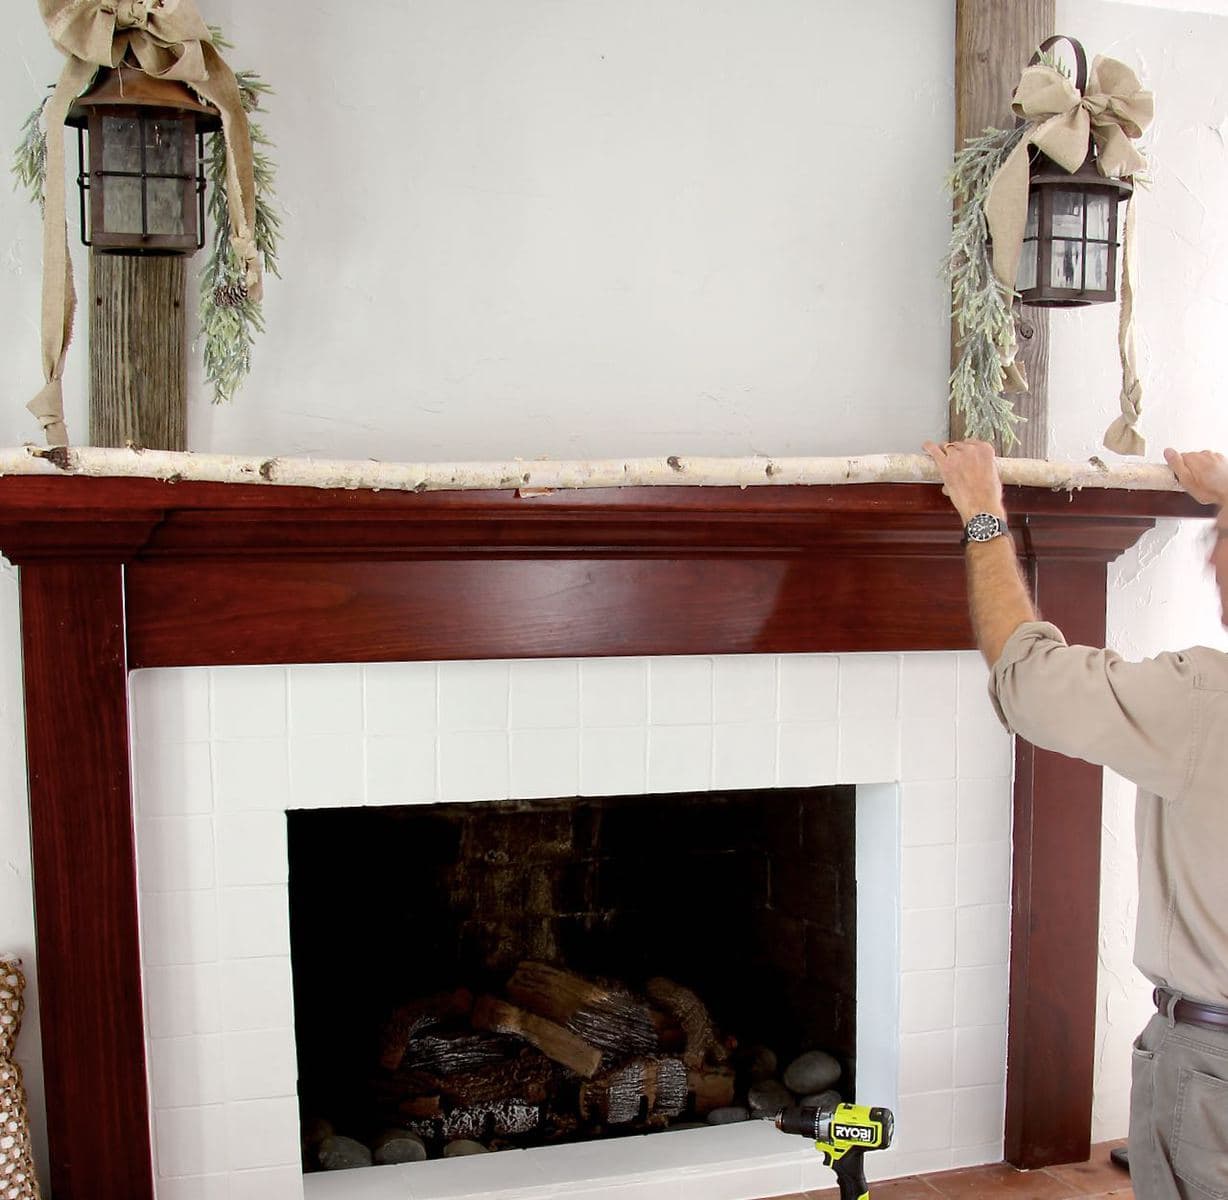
{"left": 985, "top": 56, "right": 1153, "bottom": 455}
{"left": 31, "top": 0, "right": 263, "bottom": 446}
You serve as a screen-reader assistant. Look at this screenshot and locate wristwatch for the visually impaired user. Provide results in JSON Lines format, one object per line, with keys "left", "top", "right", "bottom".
{"left": 962, "top": 512, "right": 1009, "bottom": 545}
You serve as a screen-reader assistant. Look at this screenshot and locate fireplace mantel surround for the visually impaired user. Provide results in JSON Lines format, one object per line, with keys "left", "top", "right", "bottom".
{"left": 0, "top": 473, "right": 1207, "bottom": 1200}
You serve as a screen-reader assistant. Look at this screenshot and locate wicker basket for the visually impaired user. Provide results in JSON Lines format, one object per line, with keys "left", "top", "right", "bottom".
{"left": 0, "top": 957, "right": 41, "bottom": 1200}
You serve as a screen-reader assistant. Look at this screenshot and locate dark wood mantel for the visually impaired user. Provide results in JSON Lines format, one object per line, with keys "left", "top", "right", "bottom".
{"left": 0, "top": 474, "right": 1208, "bottom": 1199}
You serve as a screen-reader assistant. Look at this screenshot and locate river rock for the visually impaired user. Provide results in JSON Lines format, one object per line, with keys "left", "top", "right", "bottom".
{"left": 707, "top": 1106, "right": 751, "bottom": 1125}
{"left": 742, "top": 1045, "right": 777, "bottom": 1084}
{"left": 443, "top": 1139, "right": 490, "bottom": 1156}
{"left": 747, "top": 1079, "right": 792, "bottom": 1118}
{"left": 783, "top": 1050, "right": 841, "bottom": 1095}
{"left": 318, "top": 1134, "right": 373, "bottom": 1171}
{"left": 372, "top": 1129, "right": 428, "bottom": 1165}
{"left": 799, "top": 1089, "right": 843, "bottom": 1109}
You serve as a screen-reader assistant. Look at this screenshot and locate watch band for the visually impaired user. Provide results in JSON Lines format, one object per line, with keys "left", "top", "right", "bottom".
{"left": 962, "top": 513, "right": 1009, "bottom": 545}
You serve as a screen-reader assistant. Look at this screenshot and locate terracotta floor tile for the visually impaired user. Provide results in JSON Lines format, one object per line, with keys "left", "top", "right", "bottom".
{"left": 798, "top": 1175, "right": 942, "bottom": 1199}
{"left": 1044, "top": 1141, "right": 1131, "bottom": 1195}
{"left": 922, "top": 1162, "right": 1075, "bottom": 1199}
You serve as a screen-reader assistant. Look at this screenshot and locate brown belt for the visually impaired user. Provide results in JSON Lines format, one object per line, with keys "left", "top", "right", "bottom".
{"left": 1154, "top": 987, "right": 1228, "bottom": 1031}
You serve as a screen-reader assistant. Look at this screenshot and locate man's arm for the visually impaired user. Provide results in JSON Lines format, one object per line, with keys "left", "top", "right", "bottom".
{"left": 921, "top": 439, "right": 1036, "bottom": 666}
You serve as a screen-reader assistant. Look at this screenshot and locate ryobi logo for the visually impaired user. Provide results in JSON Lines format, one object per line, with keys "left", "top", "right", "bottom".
{"left": 833, "top": 1122, "right": 876, "bottom": 1144}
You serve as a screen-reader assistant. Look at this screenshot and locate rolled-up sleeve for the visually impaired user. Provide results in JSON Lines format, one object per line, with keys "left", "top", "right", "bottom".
{"left": 989, "top": 621, "right": 1196, "bottom": 801}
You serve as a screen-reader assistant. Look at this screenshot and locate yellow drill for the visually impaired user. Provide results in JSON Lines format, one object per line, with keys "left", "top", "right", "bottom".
{"left": 774, "top": 1101, "right": 895, "bottom": 1200}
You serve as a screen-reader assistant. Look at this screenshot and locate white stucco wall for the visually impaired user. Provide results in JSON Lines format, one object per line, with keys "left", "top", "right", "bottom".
{"left": 3, "top": 0, "right": 1228, "bottom": 1186}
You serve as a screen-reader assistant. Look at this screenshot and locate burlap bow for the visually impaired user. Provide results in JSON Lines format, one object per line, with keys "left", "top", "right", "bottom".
{"left": 985, "top": 56, "right": 1153, "bottom": 455}
{"left": 30, "top": 0, "right": 263, "bottom": 446}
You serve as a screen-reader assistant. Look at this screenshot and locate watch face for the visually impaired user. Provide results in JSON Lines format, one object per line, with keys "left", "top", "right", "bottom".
{"left": 966, "top": 513, "right": 1005, "bottom": 542}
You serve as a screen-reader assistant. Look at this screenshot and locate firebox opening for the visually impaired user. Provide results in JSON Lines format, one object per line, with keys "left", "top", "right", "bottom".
{"left": 287, "top": 786, "right": 856, "bottom": 1170}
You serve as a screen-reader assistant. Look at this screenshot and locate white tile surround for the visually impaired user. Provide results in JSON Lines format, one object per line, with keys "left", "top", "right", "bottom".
{"left": 129, "top": 651, "right": 1014, "bottom": 1200}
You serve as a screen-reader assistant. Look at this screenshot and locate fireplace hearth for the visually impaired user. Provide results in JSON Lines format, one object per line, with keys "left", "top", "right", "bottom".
{"left": 0, "top": 473, "right": 1206, "bottom": 1199}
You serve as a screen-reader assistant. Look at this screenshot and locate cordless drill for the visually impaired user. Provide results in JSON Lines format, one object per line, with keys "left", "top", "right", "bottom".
{"left": 775, "top": 1101, "right": 895, "bottom": 1200}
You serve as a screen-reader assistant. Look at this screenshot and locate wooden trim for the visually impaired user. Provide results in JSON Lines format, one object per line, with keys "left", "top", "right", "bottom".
{"left": 952, "top": 0, "right": 1055, "bottom": 455}
{"left": 0, "top": 477, "right": 1210, "bottom": 1194}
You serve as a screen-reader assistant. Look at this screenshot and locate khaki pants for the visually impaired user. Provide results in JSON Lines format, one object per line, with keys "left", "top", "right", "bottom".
{"left": 1130, "top": 1006, "right": 1228, "bottom": 1199}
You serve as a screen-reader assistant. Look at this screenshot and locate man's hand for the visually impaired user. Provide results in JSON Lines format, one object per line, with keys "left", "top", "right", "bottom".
{"left": 1163, "top": 448, "right": 1228, "bottom": 506}
{"left": 922, "top": 439, "right": 1006, "bottom": 523}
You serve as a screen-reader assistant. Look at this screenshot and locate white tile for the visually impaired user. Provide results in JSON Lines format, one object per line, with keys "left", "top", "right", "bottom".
{"left": 289, "top": 665, "right": 363, "bottom": 735}
{"left": 647, "top": 725, "right": 712, "bottom": 793}
{"left": 956, "top": 717, "right": 1014, "bottom": 778}
{"left": 138, "top": 816, "right": 215, "bottom": 893}
{"left": 288, "top": 734, "right": 364, "bottom": 808}
{"left": 212, "top": 739, "right": 291, "bottom": 813}
{"left": 948, "top": 1140, "right": 1003, "bottom": 1169}
{"left": 438, "top": 660, "right": 510, "bottom": 731}
{"left": 649, "top": 657, "right": 712, "bottom": 725}
{"left": 149, "top": 1034, "right": 225, "bottom": 1107}
{"left": 228, "top": 1165, "right": 304, "bottom": 1200}
{"left": 363, "top": 661, "right": 437, "bottom": 735}
{"left": 840, "top": 654, "right": 900, "bottom": 719}
{"left": 778, "top": 655, "right": 838, "bottom": 722}
{"left": 899, "top": 718, "right": 957, "bottom": 781}
{"left": 220, "top": 958, "right": 294, "bottom": 1032}
{"left": 211, "top": 668, "right": 287, "bottom": 739}
{"left": 219, "top": 887, "right": 290, "bottom": 960}
{"left": 681, "top": 1162, "right": 801, "bottom": 1200}
{"left": 955, "top": 904, "right": 1010, "bottom": 968}
{"left": 712, "top": 723, "right": 776, "bottom": 790}
{"left": 154, "top": 1175, "right": 230, "bottom": 1200}
{"left": 136, "top": 741, "right": 213, "bottom": 817}
{"left": 365, "top": 734, "right": 436, "bottom": 805}
{"left": 777, "top": 722, "right": 838, "bottom": 786}
{"left": 900, "top": 970, "right": 955, "bottom": 1034}
{"left": 580, "top": 658, "right": 648, "bottom": 726}
{"left": 893, "top": 1090, "right": 953, "bottom": 1153}
{"left": 713, "top": 656, "right": 777, "bottom": 724}
{"left": 957, "top": 778, "right": 1013, "bottom": 842}
{"left": 899, "top": 1029, "right": 955, "bottom": 1094}
{"left": 900, "top": 653, "right": 957, "bottom": 720}
{"left": 901, "top": 844, "right": 956, "bottom": 910}
{"left": 131, "top": 668, "right": 210, "bottom": 744}
{"left": 953, "top": 1023, "right": 1008, "bottom": 1087}
{"left": 439, "top": 730, "right": 510, "bottom": 802}
{"left": 140, "top": 890, "right": 219, "bottom": 967}
{"left": 956, "top": 840, "right": 1011, "bottom": 907}
{"left": 154, "top": 1104, "right": 227, "bottom": 1179}
{"left": 838, "top": 717, "right": 900, "bottom": 784}
{"left": 568, "top": 1184, "right": 681, "bottom": 1200}
{"left": 145, "top": 964, "right": 222, "bottom": 1037}
{"left": 580, "top": 727, "right": 647, "bottom": 796}
{"left": 900, "top": 780, "right": 957, "bottom": 847}
{"left": 955, "top": 964, "right": 1010, "bottom": 1028}
{"left": 956, "top": 651, "right": 993, "bottom": 712}
{"left": 216, "top": 812, "right": 288, "bottom": 887}
{"left": 225, "top": 1097, "right": 301, "bottom": 1170}
{"left": 900, "top": 908, "right": 955, "bottom": 972}
{"left": 510, "top": 728, "right": 580, "bottom": 798}
{"left": 509, "top": 659, "right": 580, "bottom": 728}
{"left": 223, "top": 1029, "right": 298, "bottom": 1102}
{"left": 951, "top": 1084, "right": 1007, "bottom": 1148}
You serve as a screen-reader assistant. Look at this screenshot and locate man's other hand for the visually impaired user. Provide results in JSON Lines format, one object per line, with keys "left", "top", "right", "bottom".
{"left": 1163, "top": 448, "right": 1228, "bottom": 506}
{"left": 922, "top": 439, "right": 1007, "bottom": 524}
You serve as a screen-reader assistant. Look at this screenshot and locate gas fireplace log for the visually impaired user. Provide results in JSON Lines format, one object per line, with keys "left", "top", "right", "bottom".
{"left": 686, "top": 1064, "right": 737, "bottom": 1116}
{"left": 471, "top": 995, "right": 602, "bottom": 1079}
{"left": 578, "top": 1056, "right": 689, "bottom": 1125}
{"left": 645, "top": 977, "right": 726, "bottom": 1069}
{"left": 431, "top": 1048, "right": 558, "bottom": 1107}
{"left": 399, "top": 1030, "right": 522, "bottom": 1077}
{"left": 506, "top": 961, "right": 658, "bottom": 1057}
{"left": 379, "top": 987, "right": 474, "bottom": 1070}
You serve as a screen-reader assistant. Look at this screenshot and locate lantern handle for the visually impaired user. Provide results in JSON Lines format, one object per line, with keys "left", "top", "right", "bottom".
{"left": 1029, "top": 34, "right": 1088, "bottom": 94}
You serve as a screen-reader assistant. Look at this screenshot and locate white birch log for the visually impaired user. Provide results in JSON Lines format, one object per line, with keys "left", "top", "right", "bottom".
{"left": 0, "top": 444, "right": 1185, "bottom": 493}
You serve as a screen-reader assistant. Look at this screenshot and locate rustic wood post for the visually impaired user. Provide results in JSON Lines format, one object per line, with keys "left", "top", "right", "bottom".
{"left": 89, "top": 252, "right": 188, "bottom": 451}
{"left": 952, "top": 0, "right": 1054, "bottom": 457}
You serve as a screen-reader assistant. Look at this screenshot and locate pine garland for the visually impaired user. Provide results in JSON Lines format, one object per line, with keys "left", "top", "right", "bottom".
{"left": 8, "top": 29, "right": 279, "bottom": 407}
{"left": 944, "top": 123, "right": 1028, "bottom": 448}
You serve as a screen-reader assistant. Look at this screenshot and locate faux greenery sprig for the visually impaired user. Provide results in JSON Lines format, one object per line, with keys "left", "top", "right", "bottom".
{"left": 945, "top": 124, "right": 1029, "bottom": 448}
{"left": 9, "top": 28, "right": 280, "bottom": 407}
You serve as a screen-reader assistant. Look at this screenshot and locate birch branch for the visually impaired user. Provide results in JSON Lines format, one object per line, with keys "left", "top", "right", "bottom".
{"left": 0, "top": 445, "right": 1184, "bottom": 493}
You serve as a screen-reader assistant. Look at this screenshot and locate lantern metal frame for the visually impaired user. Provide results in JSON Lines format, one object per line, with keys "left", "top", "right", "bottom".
{"left": 66, "top": 66, "right": 221, "bottom": 255}
{"left": 1014, "top": 35, "right": 1134, "bottom": 309}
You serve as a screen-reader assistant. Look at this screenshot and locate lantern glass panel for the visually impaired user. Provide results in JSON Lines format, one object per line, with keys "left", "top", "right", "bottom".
{"left": 102, "top": 177, "right": 144, "bottom": 235}
{"left": 100, "top": 116, "right": 141, "bottom": 172}
{"left": 1024, "top": 192, "right": 1039, "bottom": 239}
{"left": 1087, "top": 193, "right": 1110, "bottom": 240}
{"left": 145, "top": 118, "right": 184, "bottom": 174}
{"left": 1017, "top": 242, "right": 1037, "bottom": 291}
{"left": 146, "top": 178, "right": 186, "bottom": 235}
{"left": 1086, "top": 242, "right": 1109, "bottom": 290}
{"left": 1051, "top": 239, "right": 1083, "bottom": 289}
{"left": 1052, "top": 190, "right": 1084, "bottom": 238}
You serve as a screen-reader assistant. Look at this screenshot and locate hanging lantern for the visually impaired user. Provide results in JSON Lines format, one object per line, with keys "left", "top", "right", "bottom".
{"left": 65, "top": 65, "right": 221, "bottom": 255}
{"left": 1013, "top": 37, "right": 1134, "bottom": 308}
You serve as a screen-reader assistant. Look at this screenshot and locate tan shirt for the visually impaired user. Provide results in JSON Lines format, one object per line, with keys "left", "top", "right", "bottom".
{"left": 990, "top": 621, "right": 1228, "bottom": 1006}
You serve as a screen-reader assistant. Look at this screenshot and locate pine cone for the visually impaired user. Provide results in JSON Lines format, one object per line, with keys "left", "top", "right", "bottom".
{"left": 212, "top": 281, "right": 248, "bottom": 308}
